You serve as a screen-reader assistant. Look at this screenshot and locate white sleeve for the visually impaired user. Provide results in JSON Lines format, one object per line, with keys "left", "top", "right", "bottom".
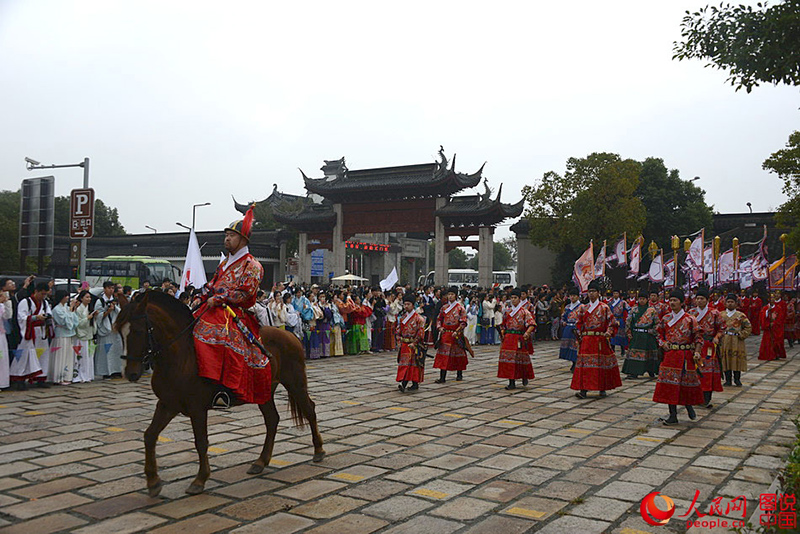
{"left": 17, "top": 299, "right": 30, "bottom": 332}
{"left": 2, "top": 300, "right": 11, "bottom": 320}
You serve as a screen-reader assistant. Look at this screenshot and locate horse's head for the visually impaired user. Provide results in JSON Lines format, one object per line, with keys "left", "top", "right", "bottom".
{"left": 115, "top": 291, "right": 155, "bottom": 382}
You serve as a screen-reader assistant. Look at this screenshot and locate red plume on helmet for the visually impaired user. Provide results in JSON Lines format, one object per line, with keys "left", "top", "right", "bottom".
{"left": 226, "top": 203, "right": 256, "bottom": 241}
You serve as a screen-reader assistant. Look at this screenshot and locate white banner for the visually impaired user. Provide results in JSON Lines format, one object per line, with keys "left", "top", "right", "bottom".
{"left": 179, "top": 229, "right": 208, "bottom": 295}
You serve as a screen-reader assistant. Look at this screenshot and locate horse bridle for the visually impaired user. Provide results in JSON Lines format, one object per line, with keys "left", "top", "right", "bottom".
{"left": 120, "top": 304, "right": 209, "bottom": 367}
{"left": 120, "top": 313, "right": 161, "bottom": 368}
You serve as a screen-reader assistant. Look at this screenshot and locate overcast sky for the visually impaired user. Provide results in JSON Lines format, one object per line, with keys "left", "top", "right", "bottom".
{"left": 1, "top": 0, "right": 797, "bottom": 243}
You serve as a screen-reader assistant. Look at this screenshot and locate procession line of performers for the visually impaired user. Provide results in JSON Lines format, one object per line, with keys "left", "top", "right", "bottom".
{"left": 392, "top": 280, "right": 793, "bottom": 427}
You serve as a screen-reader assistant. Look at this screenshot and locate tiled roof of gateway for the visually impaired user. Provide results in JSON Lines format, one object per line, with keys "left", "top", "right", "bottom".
{"left": 300, "top": 149, "right": 484, "bottom": 202}
{"left": 436, "top": 183, "right": 524, "bottom": 227}
{"left": 271, "top": 203, "right": 336, "bottom": 233}
{"left": 233, "top": 184, "right": 308, "bottom": 215}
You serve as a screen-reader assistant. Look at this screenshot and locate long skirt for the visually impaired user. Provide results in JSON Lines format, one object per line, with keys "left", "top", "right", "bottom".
{"left": 371, "top": 317, "right": 385, "bottom": 351}
{"left": 719, "top": 336, "right": 747, "bottom": 372}
{"left": 434, "top": 330, "right": 469, "bottom": 371}
{"left": 95, "top": 333, "right": 123, "bottom": 376}
{"left": 330, "top": 326, "right": 344, "bottom": 356}
{"left": 559, "top": 325, "right": 578, "bottom": 362}
{"left": 318, "top": 325, "right": 331, "bottom": 357}
{"left": 396, "top": 343, "right": 424, "bottom": 383}
{"left": 570, "top": 336, "right": 621, "bottom": 391}
{"left": 385, "top": 321, "right": 397, "bottom": 351}
{"left": 749, "top": 311, "right": 761, "bottom": 335}
{"left": 653, "top": 349, "right": 704, "bottom": 405}
{"left": 758, "top": 327, "right": 783, "bottom": 361}
{"left": 621, "top": 332, "right": 660, "bottom": 376}
{"left": 49, "top": 336, "right": 75, "bottom": 384}
{"left": 465, "top": 316, "right": 478, "bottom": 345}
{"left": 479, "top": 319, "right": 495, "bottom": 345}
{"left": 0, "top": 334, "right": 9, "bottom": 389}
{"left": 73, "top": 339, "right": 95, "bottom": 382}
{"left": 698, "top": 341, "right": 723, "bottom": 392}
{"left": 346, "top": 324, "right": 369, "bottom": 355}
{"left": 308, "top": 327, "right": 323, "bottom": 359}
{"left": 497, "top": 333, "right": 534, "bottom": 380}
{"left": 10, "top": 337, "right": 47, "bottom": 382}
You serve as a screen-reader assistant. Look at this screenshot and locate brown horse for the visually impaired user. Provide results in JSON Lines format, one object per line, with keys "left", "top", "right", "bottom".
{"left": 116, "top": 290, "right": 324, "bottom": 497}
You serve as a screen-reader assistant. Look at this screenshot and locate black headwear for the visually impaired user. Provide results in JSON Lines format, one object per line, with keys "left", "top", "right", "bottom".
{"left": 511, "top": 289, "right": 522, "bottom": 297}
{"left": 669, "top": 288, "right": 685, "bottom": 302}
{"left": 588, "top": 280, "right": 601, "bottom": 291}
{"left": 568, "top": 286, "right": 579, "bottom": 296}
{"left": 447, "top": 286, "right": 458, "bottom": 295}
{"left": 725, "top": 293, "right": 738, "bottom": 302}
{"left": 696, "top": 287, "right": 710, "bottom": 299}
{"left": 403, "top": 293, "right": 416, "bottom": 304}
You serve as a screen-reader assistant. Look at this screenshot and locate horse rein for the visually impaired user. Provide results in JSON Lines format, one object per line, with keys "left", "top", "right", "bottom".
{"left": 121, "top": 304, "right": 210, "bottom": 366}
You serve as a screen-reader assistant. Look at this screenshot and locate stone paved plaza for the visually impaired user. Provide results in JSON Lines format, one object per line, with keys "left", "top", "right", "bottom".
{"left": 0, "top": 337, "right": 797, "bottom": 534}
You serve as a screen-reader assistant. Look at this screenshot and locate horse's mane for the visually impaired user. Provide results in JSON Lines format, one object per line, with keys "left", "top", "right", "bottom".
{"left": 116, "top": 290, "right": 193, "bottom": 329}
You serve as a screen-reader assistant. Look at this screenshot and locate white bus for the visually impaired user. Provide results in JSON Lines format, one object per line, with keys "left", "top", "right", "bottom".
{"left": 418, "top": 269, "right": 517, "bottom": 288}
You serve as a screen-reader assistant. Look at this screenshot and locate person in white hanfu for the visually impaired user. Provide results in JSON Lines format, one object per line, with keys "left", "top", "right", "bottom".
{"left": 10, "top": 282, "right": 53, "bottom": 389}
{"left": 0, "top": 287, "right": 12, "bottom": 390}
{"left": 73, "top": 290, "right": 98, "bottom": 383}
{"left": 93, "top": 281, "right": 123, "bottom": 379}
{"left": 50, "top": 290, "right": 79, "bottom": 385}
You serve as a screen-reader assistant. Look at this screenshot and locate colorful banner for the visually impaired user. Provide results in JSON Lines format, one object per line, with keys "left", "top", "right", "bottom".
{"left": 769, "top": 254, "right": 797, "bottom": 291}
{"left": 648, "top": 253, "right": 665, "bottom": 283}
{"left": 573, "top": 243, "right": 595, "bottom": 292}
{"left": 594, "top": 241, "right": 607, "bottom": 277}
{"left": 738, "top": 258, "right": 754, "bottom": 289}
{"left": 688, "top": 231, "right": 705, "bottom": 270}
{"left": 664, "top": 258, "right": 675, "bottom": 288}
{"left": 628, "top": 241, "right": 641, "bottom": 278}
{"left": 615, "top": 235, "right": 627, "bottom": 266}
{"left": 718, "top": 249, "right": 735, "bottom": 284}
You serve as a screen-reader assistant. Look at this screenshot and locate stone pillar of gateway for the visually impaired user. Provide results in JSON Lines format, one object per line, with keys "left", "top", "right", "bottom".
{"left": 237, "top": 148, "right": 523, "bottom": 289}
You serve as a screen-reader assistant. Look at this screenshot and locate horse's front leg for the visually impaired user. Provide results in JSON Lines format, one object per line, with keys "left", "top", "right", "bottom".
{"left": 186, "top": 409, "right": 210, "bottom": 495}
{"left": 249, "top": 397, "right": 279, "bottom": 474}
{"left": 144, "top": 401, "right": 177, "bottom": 497}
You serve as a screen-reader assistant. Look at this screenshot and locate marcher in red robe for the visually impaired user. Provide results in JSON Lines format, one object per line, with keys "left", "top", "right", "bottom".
{"left": 749, "top": 292, "right": 763, "bottom": 335}
{"left": 396, "top": 294, "right": 426, "bottom": 392}
{"left": 193, "top": 207, "right": 269, "bottom": 408}
{"left": 653, "top": 288, "right": 704, "bottom": 425}
{"left": 433, "top": 287, "right": 469, "bottom": 383}
{"left": 571, "top": 280, "right": 621, "bottom": 399}
{"left": 759, "top": 292, "right": 786, "bottom": 361}
{"left": 498, "top": 289, "right": 536, "bottom": 390}
{"left": 649, "top": 289, "right": 668, "bottom": 320}
{"left": 689, "top": 287, "right": 724, "bottom": 408}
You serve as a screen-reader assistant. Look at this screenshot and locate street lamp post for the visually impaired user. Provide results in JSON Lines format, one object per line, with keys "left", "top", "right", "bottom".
{"left": 192, "top": 203, "right": 211, "bottom": 230}
{"left": 25, "top": 157, "right": 90, "bottom": 282}
{"left": 145, "top": 226, "right": 157, "bottom": 234}
{"left": 176, "top": 222, "right": 191, "bottom": 231}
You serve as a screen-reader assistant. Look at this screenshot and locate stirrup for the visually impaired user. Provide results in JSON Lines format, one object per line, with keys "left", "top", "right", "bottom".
{"left": 211, "top": 391, "right": 232, "bottom": 410}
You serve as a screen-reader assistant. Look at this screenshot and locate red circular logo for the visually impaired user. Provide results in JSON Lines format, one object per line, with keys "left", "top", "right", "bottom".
{"left": 640, "top": 491, "right": 676, "bottom": 526}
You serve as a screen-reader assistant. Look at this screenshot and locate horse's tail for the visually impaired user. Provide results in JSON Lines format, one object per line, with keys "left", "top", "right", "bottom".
{"left": 287, "top": 392, "right": 307, "bottom": 428}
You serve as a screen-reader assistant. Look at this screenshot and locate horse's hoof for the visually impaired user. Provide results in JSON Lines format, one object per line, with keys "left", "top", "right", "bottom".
{"left": 185, "top": 483, "right": 205, "bottom": 495}
{"left": 312, "top": 451, "right": 326, "bottom": 463}
{"left": 147, "top": 480, "right": 163, "bottom": 498}
{"left": 247, "top": 464, "right": 265, "bottom": 475}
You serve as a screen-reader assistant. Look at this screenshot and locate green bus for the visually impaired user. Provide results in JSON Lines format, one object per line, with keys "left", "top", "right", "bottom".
{"left": 85, "top": 256, "right": 182, "bottom": 289}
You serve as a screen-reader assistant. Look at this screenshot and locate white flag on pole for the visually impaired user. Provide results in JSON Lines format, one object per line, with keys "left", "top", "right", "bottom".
{"left": 179, "top": 229, "right": 208, "bottom": 295}
{"left": 648, "top": 253, "right": 665, "bottom": 283}
{"left": 379, "top": 267, "right": 399, "bottom": 292}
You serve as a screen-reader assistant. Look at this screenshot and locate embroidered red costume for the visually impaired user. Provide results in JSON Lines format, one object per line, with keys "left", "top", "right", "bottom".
{"left": 396, "top": 310, "right": 426, "bottom": 383}
{"left": 498, "top": 304, "right": 535, "bottom": 381}
{"left": 748, "top": 295, "right": 763, "bottom": 335}
{"left": 193, "top": 208, "right": 270, "bottom": 405}
{"left": 689, "top": 306, "right": 724, "bottom": 393}
{"left": 434, "top": 301, "right": 468, "bottom": 371}
{"left": 653, "top": 310, "right": 704, "bottom": 406}
{"left": 570, "top": 300, "right": 621, "bottom": 392}
{"left": 758, "top": 302, "right": 785, "bottom": 361}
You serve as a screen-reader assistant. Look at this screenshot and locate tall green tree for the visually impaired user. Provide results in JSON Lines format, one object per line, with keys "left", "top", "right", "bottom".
{"left": 763, "top": 130, "right": 800, "bottom": 249}
{"left": 521, "top": 152, "right": 647, "bottom": 253}
{"left": 427, "top": 241, "right": 469, "bottom": 269}
{"left": 636, "top": 158, "right": 714, "bottom": 248}
{"left": 673, "top": 1, "right": 800, "bottom": 93}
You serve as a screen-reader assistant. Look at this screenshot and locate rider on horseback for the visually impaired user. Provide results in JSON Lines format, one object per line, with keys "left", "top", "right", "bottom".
{"left": 192, "top": 205, "right": 270, "bottom": 409}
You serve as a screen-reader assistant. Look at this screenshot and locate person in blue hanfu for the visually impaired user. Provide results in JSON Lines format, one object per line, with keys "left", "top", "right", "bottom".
{"left": 608, "top": 289, "right": 630, "bottom": 357}
{"left": 559, "top": 286, "right": 581, "bottom": 372}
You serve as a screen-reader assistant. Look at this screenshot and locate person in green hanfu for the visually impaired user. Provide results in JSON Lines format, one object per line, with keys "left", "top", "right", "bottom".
{"left": 622, "top": 288, "right": 661, "bottom": 379}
